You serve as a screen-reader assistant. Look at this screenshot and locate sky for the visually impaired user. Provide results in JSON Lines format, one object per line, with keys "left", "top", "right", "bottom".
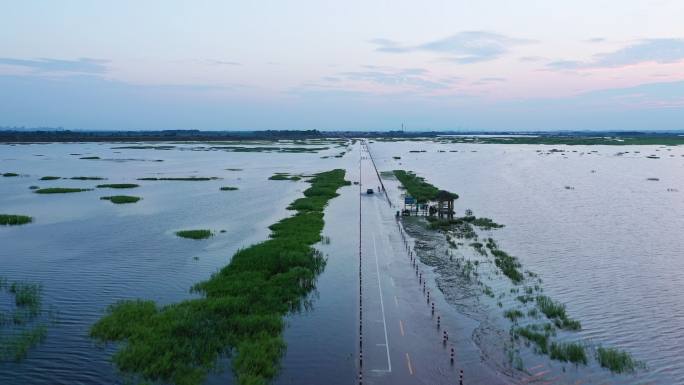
{"left": 1, "top": 0, "right": 684, "bottom": 131}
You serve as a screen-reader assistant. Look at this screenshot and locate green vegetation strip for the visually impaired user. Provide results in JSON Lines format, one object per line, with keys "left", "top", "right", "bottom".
{"left": 220, "top": 186, "right": 239, "bottom": 191}
{"left": 101, "top": 196, "right": 141, "bottom": 204}
{"left": 97, "top": 183, "right": 140, "bottom": 189}
{"left": 0, "top": 214, "right": 33, "bottom": 226}
{"left": 40, "top": 176, "right": 60, "bottom": 180}
{"left": 34, "top": 188, "right": 92, "bottom": 194}
{"left": 175, "top": 229, "right": 213, "bottom": 240}
{"left": 91, "top": 169, "right": 348, "bottom": 385}
{"left": 70, "top": 176, "right": 106, "bottom": 180}
{"left": 2, "top": 172, "right": 19, "bottom": 177}
{"left": 138, "top": 177, "right": 218, "bottom": 181}
{"left": 393, "top": 170, "right": 457, "bottom": 202}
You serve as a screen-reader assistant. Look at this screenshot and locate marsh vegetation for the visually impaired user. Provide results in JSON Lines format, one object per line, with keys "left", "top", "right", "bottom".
{"left": 90, "top": 169, "right": 348, "bottom": 385}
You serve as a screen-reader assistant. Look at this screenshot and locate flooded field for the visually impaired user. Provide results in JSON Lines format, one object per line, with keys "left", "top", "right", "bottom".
{"left": 372, "top": 140, "right": 684, "bottom": 384}
{"left": 2, "top": 140, "right": 683, "bottom": 384}
{"left": 0, "top": 141, "right": 357, "bottom": 385}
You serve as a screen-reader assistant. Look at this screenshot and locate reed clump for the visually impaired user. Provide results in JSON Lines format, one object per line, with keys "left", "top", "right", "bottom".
{"left": 91, "top": 169, "right": 348, "bottom": 385}
{"left": 535, "top": 295, "right": 581, "bottom": 330}
{"left": 596, "top": 347, "right": 642, "bottom": 373}
{"left": 39, "top": 176, "right": 60, "bottom": 180}
{"left": 549, "top": 342, "right": 587, "bottom": 365}
{"left": 220, "top": 186, "right": 239, "bottom": 191}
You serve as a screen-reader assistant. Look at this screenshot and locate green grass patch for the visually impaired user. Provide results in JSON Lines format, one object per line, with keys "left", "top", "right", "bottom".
{"left": 34, "top": 187, "right": 91, "bottom": 194}
{"left": 2, "top": 172, "right": 19, "bottom": 177}
{"left": 91, "top": 169, "right": 348, "bottom": 385}
{"left": 549, "top": 342, "right": 587, "bottom": 365}
{"left": 536, "top": 295, "right": 581, "bottom": 330}
{"left": 485, "top": 238, "right": 523, "bottom": 283}
{"left": 175, "top": 229, "right": 213, "bottom": 240}
{"left": 220, "top": 186, "right": 239, "bottom": 191}
{"left": 513, "top": 325, "right": 549, "bottom": 354}
{"left": 79, "top": 156, "right": 100, "bottom": 159}
{"left": 39, "top": 176, "right": 60, "bottom": 180}
{"left": 101, "top": 195, "right": 141, "bottom": 204}
{"left": 97, "top": 183, "right": 140, "bottom": 189}
{"left": 504, "top": 309, "right": 524, "bottom": 322}
{"left": 595, "top": 347, "right": 642, "bottom": 373}
{"left": 0, "top": 214, "right": 33, "bottom": 226}
{"left": 138, "top": 177, "right": 218, "bottom": 181}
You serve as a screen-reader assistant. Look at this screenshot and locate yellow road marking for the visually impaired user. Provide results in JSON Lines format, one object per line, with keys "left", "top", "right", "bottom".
{"left": 405, "top": 353, "right": 414, "bottom": 375}
{"left": 399, "top": 320, "right": 405, "bottom": 336}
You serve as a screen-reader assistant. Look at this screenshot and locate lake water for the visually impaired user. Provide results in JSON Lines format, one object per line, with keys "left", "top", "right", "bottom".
{"left": 2, "top": 140, "right": 683, "bottom": 384}
{"left": 0, "top": 142, "right": 357, "bottom": 385}
{"left": 371, "top": 140, "right": 684, "bottom": 384}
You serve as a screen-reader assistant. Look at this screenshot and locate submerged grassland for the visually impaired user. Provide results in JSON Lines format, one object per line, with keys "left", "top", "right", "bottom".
{"left": 90, "top": 169, "right": 348, "bottom": 385}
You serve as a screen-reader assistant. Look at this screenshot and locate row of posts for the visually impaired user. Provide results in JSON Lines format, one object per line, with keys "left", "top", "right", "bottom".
{"left": 396, "top": 218, "right": 464, "bottom": 385}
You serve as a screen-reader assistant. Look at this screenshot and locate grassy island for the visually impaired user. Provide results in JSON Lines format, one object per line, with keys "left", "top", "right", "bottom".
{"left": 34, "top": 188, "right": 91, "bottom": 194}
{"left": 100, "top": 196, "right": 141, "bottom": 204}
{"left": 0, "top": 214, "right": 33, "bottom": 226}
{"left": 175, "top": 229, "right": 213, "bottom": 239}
{"left": 97, "top": 183, "right": 140, "bottom": 189}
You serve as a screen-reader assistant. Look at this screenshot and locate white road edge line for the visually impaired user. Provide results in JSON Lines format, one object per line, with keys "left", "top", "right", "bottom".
{"left": 373, "top": 233, "right": 392, "bottom": 373}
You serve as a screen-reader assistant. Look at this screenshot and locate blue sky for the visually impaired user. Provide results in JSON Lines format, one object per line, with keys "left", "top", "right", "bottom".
{"left": 1, "top": 0, "right": 684, "bottom": 131}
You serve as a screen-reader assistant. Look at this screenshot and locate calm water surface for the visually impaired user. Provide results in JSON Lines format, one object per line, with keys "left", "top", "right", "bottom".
{"left": 372, "top": 141, "right": 684, "bottom": 384}
{"left": 0, "top": 142, "right": 356, "bottom": 385}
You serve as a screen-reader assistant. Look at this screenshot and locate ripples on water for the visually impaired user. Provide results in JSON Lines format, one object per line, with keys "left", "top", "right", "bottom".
{"left": 374, "top": 142, "right": 684, "bottom": 384}
{"left": 0, "top": 142, "right": 356, "bottom": 385}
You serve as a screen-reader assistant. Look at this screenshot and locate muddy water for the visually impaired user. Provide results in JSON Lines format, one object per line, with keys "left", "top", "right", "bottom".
{"left": 372, "top": 141, "right": 684, "bottom": 384}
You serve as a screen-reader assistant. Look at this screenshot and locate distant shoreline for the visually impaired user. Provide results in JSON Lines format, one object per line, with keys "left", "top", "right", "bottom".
{"left": 1, "top": 129, "right": 683, "bottom": 145}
